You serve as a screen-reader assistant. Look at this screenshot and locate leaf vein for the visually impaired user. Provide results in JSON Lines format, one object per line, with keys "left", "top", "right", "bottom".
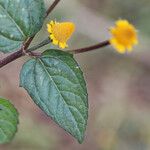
{"left": 38, "top": 58, "right": 82, "bottom": 136}
{"left": 0, "top": 4, "right": 26, "bottom": 38}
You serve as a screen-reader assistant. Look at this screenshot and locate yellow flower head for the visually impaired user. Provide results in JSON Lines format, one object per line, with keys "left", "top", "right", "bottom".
{"left": 110, "top": 19, "right": 138, "bottom": 53}
{"left": 47, "top": 21, "right": 75, "bottom": 49}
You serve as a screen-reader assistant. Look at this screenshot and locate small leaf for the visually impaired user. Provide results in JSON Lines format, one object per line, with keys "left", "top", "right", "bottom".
{"left": 20, "top": 50, "right": 88, "bottom": 143}
{"left": 0, "top": 97, "right": 19, "bottom": 144}
{"left": 0, "top": 0, "right": 46, "bottom": 53}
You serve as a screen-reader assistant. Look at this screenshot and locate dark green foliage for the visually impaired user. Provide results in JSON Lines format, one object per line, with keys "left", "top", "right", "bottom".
{"left": 0, "top": 98, "right": 19, "bottom": 144}
{"left": 20, "top": 50, "right": 88, "bottom": 143}
{"left": 0, "top": 0, "right": 46, "bottom": 53}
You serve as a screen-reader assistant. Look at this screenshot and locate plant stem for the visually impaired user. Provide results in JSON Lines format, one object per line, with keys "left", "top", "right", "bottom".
{"left": 27, "top": 38, "right": 51, "bottom": 51}
{"left": 0, "top": 0, "right": 61, "bottom": 68}
{"left": 68, "top": 40, "right": 110, "bottom": 54}
{"left": 24, "top": 37, "right": 34, "bottom": 50}
{"left": 0, "top": 39, "right": 110, "bottom": 68}
{"left": 46, "top": 0, "right": 61, "bottom": 16}
{"left": 0, "top": 50, "right": 24, "bottom": 68}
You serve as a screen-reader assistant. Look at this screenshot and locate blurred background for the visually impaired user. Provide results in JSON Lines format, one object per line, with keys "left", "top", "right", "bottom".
{"left": 1, "top": 0, "right": 150, "bottom": 149}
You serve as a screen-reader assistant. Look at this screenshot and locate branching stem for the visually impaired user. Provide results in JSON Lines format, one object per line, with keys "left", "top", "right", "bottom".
{"left": 0, "top": 0, "right": 61, "bottom": 68}
{"left": 0, "top": 0, "right": 110, "bottom": 68}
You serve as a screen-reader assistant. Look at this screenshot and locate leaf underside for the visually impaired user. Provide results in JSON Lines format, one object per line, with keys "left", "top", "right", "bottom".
{"left": 0, "top": 97, "right": 19, "bottom": 144}
{"left": 20, "top": 50, "right": 88, "bottom": 143}
{"left": 0, "top": 0, "right": 46, "bottom": 53}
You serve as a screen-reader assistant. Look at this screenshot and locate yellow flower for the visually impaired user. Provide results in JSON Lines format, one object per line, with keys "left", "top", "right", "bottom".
{"left": 47, "top": 21, "right": 75, "bottom": 49}
{"left": 110, "top": 19, "right": 138, "bottom": 53}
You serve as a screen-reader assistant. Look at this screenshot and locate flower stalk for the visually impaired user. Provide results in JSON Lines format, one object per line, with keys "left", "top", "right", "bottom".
{"left": 27, "top": 38, "right": 51, "bottom": 52}
{"left": 68, "top": 40, "right": 110, "bottom": 54}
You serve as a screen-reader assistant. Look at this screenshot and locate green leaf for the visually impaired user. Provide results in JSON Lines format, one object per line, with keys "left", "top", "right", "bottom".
{"left": 0, "top": 97, "right": 19, "bottom": 144}
{"left": 20, "top": 49, "right": 88, "bottom": 143}
{"left": 0, "top": 0, "right": 46, "bottom": 53}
